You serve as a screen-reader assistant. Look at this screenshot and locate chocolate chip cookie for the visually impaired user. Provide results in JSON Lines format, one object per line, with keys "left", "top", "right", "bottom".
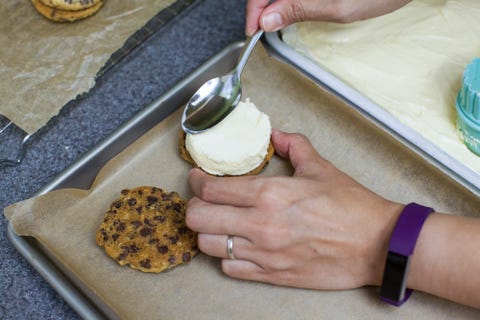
{"left": 31, "top": 0, "right": 104, "bottom": 22}
{"left": 96, "top": 186, "right": 198, "bottom": 273}
{"left": 39, "top": 0, "right": 101, "bottom": 11}
{"left": 178, "top": 129, "right": 275, "bottom": 176}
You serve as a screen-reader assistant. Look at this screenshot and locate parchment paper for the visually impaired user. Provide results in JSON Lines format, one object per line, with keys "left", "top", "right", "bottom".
{"left": 5, "top": 45, "right": 480, "bottom": 319}
{"left": 0, "top": 0, "right": 178, "bottom": 134}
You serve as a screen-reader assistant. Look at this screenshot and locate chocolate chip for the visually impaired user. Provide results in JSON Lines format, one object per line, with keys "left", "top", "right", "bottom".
{"left": 112, "top": 234, "right": 119, "bottom": 241}
{"left": 135, "top": 206, "right": 143, "bottom": 214}
{"left": 102, "top": 235, "right": 109, "bottom": 241}
{"left": 172, "top": 203, "right": 182, "bottom": 212}
{"left": 113, "top": 200, "right": 122, "bottom": 208}
{"left": 154, "top": 215, "right": 166, "bottom": 223}
{"left": 127, "top": 198, "right": 137, "bottom": 206}
{"left": 146, "top": 196, "right": 158, "bottom": 207}
{"left": 129, "top": 244, "right": 140, "bottom": 253}
{"left": 139, "top": 227, "right": 153, "bottom": 237}
{"left": 182, "top": 252, "right": 192, "bottom": 262}
{"left": 149, "top": 238, "right": 159, "bottom": 244}
{"left": 151, "top": 187, "right": 162, "bottom": 194}
{"left": 168, "top": 256, "right": 176, "bottom": 265}
{"left": 169, "top": 235, "right": 179, "bottom": 244}
{"left": 140, "top": 259, "right": 151, "bottom": 269}
{"left": 121, "top": 189, "right": 129, "bottom": 195}
{"left": 116, "top": 222, "right": 126, "bottom": 232}
{"left": 157, "top": 245, "right": 168, "bottom": 254}
{"left": 117, "top": 252, "right": 128, "bottom": 261}
{"left": 144, "top": 218, "right": 153, "bottom": 226}
{"left": 178, "top": 226, "right": 188, "bottom": 234}
{"left": 131, "top": 220, "right": 142, "bottom": 228}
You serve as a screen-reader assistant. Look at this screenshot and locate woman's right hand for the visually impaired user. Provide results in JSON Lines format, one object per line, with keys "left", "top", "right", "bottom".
{"left": 245, "top": 0, "right": 412, "bottom": 35}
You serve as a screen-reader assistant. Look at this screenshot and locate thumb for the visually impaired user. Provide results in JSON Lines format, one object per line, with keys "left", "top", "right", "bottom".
{"left": 260, "top": 0, "right": 308, "bottom": 32}
{"left": 272, "top": 129, "right": 328, "bottom": 177}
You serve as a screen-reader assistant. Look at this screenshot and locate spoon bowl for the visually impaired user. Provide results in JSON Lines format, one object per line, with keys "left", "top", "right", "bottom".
{"left": 182, "top": 30, "right": 264, "bottom": 134}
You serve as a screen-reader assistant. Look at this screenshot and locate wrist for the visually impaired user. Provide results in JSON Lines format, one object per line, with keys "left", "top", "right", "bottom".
{"left": 366, "top": 201, "right": 404, "bottom": 286}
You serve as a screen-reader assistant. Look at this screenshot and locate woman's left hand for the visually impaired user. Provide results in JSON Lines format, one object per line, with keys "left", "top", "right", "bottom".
{"left": 186, "top": 130, "right": 402, "bottom": 290}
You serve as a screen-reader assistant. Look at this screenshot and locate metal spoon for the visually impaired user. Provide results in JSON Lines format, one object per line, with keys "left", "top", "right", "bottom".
{"left": 181, "top": 30, "right": 264, "bottom": 134}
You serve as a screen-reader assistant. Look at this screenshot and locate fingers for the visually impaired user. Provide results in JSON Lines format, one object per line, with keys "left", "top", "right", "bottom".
{"left": 272, "top": 129, "right": 331, "bottom": 178}
{"left": 258, "top": 0, "right": 294, "bottom": 32}
{"left": 245, "top": 0, "right": 271, "bottom": 36}
{"left": 197, "top": 233, "right": 258, "bottom": 260}
{"left": 186, "top": 196, "right": 257, "bottom": 236}
{"left": 188, "top": 168, "right": 262, "bottom": 207}
{"left": 188, "top": 131, "right": 332, "bottom": 205}
{"left": 246, "top": 0, "right": 310, "bottom": 34}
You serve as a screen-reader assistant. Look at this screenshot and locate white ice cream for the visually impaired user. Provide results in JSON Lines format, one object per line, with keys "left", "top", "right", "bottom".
{"left": 282, "top": 0, "right": 480, "bottom": 173}
{"left": 185, "top": 99, "right": 271, "bottom": 176}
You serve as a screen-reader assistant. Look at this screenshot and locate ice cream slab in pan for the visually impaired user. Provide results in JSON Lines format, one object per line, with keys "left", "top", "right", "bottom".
{"left": 263, "top": 31, "right": 480, "bottom": 197}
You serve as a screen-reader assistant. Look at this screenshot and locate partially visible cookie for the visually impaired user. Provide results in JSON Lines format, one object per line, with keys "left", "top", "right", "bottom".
{"left": 31, "top": 0, "right": 103, "bottom": 22}
{"left": 39, "top": 0, "right": 101, "bottom": 11}
{"left": 96, "top": 186, "right": 199, "bottom": 273}
{"left": 178, "top": 129, "right": 275, "bottom": 176}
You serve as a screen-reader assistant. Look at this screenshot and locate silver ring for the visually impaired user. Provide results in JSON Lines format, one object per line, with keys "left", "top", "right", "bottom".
{"left": 227, "top": 235, "right": 235, "bottom": 260}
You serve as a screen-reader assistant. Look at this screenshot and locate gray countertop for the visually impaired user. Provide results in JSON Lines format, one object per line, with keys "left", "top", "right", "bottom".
{"left": 0, "top": 0, "right": 246, "bottom": 318}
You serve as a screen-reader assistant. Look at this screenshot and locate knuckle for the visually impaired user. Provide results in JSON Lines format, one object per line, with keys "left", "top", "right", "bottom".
{"left": 286, "top": 2, "right": 307, "bottom": 23}
{"left": 256, "top": 179, "right": 286, "bottom": 206}
{"left": 197, "top": 179, "right": 217, "bottom": 202}
{"left": 196, "top": 233, "right": 209, "bottom": 252}
{"left": 290, "top": 132, "right": 308, "bottom": 144}
{"left": 221, "top": 260, "right": 235, "bottom": 277}
{"left": 185, "top": 202, "right": 203, "bottom": 230}
{"left": 325, "top": 3, "right": 356, "bottom": 23}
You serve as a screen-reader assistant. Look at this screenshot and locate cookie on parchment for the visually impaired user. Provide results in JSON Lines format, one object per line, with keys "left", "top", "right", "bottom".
{"left": 39, "top": 0, "right": 101, "bottom": 11}
{"left": 31, "top": 0, "right": 103, "bottom": 22}
{"left": 96, "top": 186, "right": 199, "bottom": 273}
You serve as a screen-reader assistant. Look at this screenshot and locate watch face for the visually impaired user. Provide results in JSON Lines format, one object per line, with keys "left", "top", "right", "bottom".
{"left": 380, "top": 251, "right": 410, "bottom": 303}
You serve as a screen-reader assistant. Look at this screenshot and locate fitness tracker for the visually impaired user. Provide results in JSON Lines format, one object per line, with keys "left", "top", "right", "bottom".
{"left": 380, "top": 202, "right": 434, "bottom": 306}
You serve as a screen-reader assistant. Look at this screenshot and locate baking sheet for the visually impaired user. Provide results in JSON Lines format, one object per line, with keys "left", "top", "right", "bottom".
{"left": 6, "top": 42, "right": 480, "bottom": 319}
{"left": 0, "top": 0, "right": 191, "bottom": 135}
{"left": 263, "top": 28, "right": 480, "bottom": 198}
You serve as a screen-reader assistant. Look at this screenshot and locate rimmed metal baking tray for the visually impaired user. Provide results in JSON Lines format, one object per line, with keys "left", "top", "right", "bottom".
{"left": 263, "top": 32, "right": 480, "bottom": 198}
{"left": 8, "top": 32, "right": 480, "bottom": 319}
{"left": 7, "top": 42, "right": 244, "bottom": 320}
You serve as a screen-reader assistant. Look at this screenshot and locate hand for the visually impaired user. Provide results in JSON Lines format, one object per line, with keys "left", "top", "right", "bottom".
{"left": 186, "top": 130, "right": 403, "bottom": 290}
{"left": 245, "top": 0, "right": 412, "bottom": 35}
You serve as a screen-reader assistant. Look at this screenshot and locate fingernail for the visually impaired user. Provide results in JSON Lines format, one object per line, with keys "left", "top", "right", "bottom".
{"left": 261, "top": 13, "right": 283, "bottom": 32}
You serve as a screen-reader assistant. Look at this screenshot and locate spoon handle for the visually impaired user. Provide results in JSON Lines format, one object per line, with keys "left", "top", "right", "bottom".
{"left": 234, "top": 30, "right": 264, "bottom": 78}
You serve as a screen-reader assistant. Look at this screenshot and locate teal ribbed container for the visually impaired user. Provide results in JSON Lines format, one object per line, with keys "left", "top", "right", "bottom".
{"left": 456, "top": 58, "right": 480, "bottom": 156}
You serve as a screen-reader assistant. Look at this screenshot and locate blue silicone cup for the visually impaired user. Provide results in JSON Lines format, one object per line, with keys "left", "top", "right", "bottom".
{"left": 456, "top": 58, "right": 480, "bottom": 156}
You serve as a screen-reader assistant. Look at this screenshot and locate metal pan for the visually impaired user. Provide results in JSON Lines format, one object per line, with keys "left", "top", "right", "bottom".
{"left": 7, "top": 42, "right": 244, "bottom": 320}
{"left": 263, "top": 32, "right": 480, "bottom": 198}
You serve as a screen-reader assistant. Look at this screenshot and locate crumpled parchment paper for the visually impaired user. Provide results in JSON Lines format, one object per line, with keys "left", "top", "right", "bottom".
{"left": 0, "top": 0, "right": 178, "bottom": 134}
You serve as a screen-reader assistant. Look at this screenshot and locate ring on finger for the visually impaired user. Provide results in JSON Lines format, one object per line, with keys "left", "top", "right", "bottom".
{"left": 227, "top": 235, "right": 235, "bottom": 260}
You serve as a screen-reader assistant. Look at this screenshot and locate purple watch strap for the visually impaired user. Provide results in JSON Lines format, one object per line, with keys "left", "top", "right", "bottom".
{"left": 380, "top": 202, "right": 434, "bottom": 306}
